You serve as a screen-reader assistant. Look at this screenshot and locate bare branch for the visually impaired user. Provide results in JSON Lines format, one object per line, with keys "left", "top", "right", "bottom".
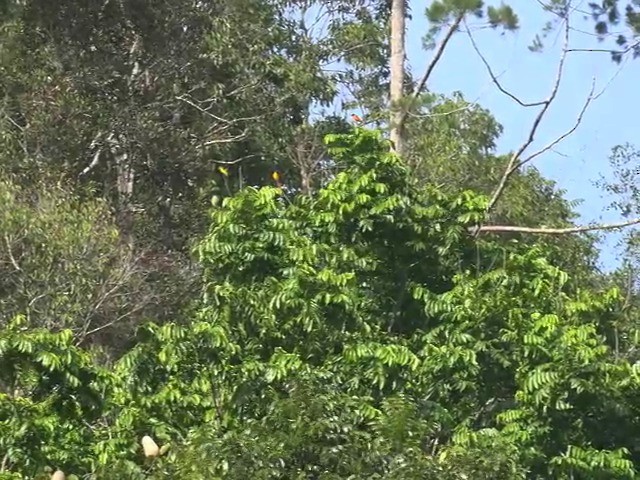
{"left": 476, "top": 217, "right": 640, "bottom": 235}
{"left": 512, "top": 77, "right": 597, "bottom": 171}
{"left": 176, "top": 95, "right": 260, "bottom": 124}
{"left": 463, "top": 9, "right": 629, "bottom": 239}
{"left": 287, "top": 125, "right": 328, "bottom": 194}
{"left": 4, "top": 113, "right": 24, "bottom": 131}
{"left": 567, "top": 37, "right": 640, "bottom": 56}
{"left": 202, "top": 130, "right": 248, "bottom": 146}
{"left": 321, "top": 41, "right": 381, "bottom": 64}
{"left": 484, "top": 16, "right": 571, "bottom": 216}
{"left": 79, "top": 146, "right": 103, "bottom": 177}
{"left": 1, "top": 109, "right": 30, "bottom": 156}
{"left": 177, "top": 94, "right": 259, "bottom": 148}
{"left": 213, "top": 154, "right": 259, "bottom": 166}
{"left": 194, "top": 82, "right": 260, "bottom": 112}
{"left": 465, "top": 22, "right": 546, "bottom": 108}
{"left": 28, "top": 293, "right": 47, "bottom": 309}
{"left": 79, "top": 303, "right": 147, "bottom": 342}
{"left": 397, "top": 13, "right": 465, "bottom": 130}
{"left": 413, "top": 14, "right": 464, "bottom": 98}
{"left": 4, "top": 235, "right": 21, "bottom": 272}
{"left": 80, "top": 131, "right": 112, "bottom": 179}
{"left": 76, "top": 251, "right": 142, "bottom": 342}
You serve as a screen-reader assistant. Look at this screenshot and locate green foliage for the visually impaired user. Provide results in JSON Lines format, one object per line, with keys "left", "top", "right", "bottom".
{"left": 0, "top": 179, "right": 195, "bottom": 354}
{"left": 0, "top": 179, "right": 120, "bottom": 329}
{"left": 0, "top": 0, "right": 346, "bottom": 251}
{"left": 0, "top": 128, "right": 638, "bottom": 478}
{"left": 425, "top": 0, "right": 519, "bottom": 30}
{"left": 588, "top": 1, "right": 640, "bottom": 62}
{"left": 405, "top": 92, "right": 599, "bottom": 285}
{"left": 0, "top": 0, "right": 638, "bottom": 476}
{"left": 0, "top": 317, "right": 108, "bottom": 477}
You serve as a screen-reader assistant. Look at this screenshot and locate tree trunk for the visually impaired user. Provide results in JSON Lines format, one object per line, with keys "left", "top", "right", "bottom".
{"left": 389, "top": 0, "right": 406, "bottom": 156}
{"left": 110, "top": 134, "right": 135, "bottom": 249}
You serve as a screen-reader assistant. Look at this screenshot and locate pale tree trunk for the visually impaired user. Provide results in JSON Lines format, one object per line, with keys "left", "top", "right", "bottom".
{"left": 389, "top": 0, "right": 406, "bottom": 156}
{"left": 116, "top": 149, "right": 135, "bottom": 249}
{"left": 108, "top": 133, "right": 135, "bottom": 249}
{"left": 111, "top": 34, "right": 140, "bottom": 250}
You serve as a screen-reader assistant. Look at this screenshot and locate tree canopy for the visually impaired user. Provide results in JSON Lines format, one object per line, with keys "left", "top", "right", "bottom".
{"left": 1, "top": 1, "right": 640, "bottom": 479}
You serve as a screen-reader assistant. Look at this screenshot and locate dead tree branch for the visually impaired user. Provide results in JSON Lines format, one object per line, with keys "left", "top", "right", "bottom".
{"left": 1, "top": 109, "right": 30, "bottom": 156}
{"left": 176, "top": 95, "right": 260, "bottom": 125}
{"left": 202, "top": 130, "right": 248, "bottom": 146}
{"left": 177, "top": 94, "right": 260, "bottom": 148}
{"left": 481, "top": 16, "right": 572, "bottom": 216}
{"left": 397, "top": 13, "right": 465, "bottom": 131}
{"left": 80, "top": 303, "right": 147, "bottom": 340}
{"left": 567, "top": 37, "right": 640, "bottom": 56}
{"left": 75, "top": 250, "right": 143, "bottom": 344}
{"left": 79, "top": 131, "right": 105, "bottom": 177}
{"left": 287, "top": 125, "right": 329, "bottom": 194}
{"left": 465, "top": 27, "right": 547, "bottom": 108}
{"left": 465, "top": 12, "right": 632, "bottom": 238}
{"left": 4, "top": 235, "right": 21, "bottom": 272}
{"left": 513, "top": 77, "right": 598, "bottom": 171}
{"left": 213, "top": 154, "right": 259, "bottom": 166}
{"left": 476, "top": 217, "right": 640, "bottom": 235}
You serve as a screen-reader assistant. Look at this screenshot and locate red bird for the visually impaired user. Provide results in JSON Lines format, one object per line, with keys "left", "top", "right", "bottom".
{"left": 351, "top": 113, "right": 363, "bottom": 124}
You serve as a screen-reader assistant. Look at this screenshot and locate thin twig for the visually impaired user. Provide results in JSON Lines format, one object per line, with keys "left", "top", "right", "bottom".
{"left": 2, "top": 111, "right": 29, "bottom": 155}
{"left": 202, "top": 130, "right": 248, "bottom": 146}
{"left": 76, "top": 252, "right": 142, "bottom": 342}
{"left": 79, "top": 303, "right": 146, "bottom": 341}
{"left": 80, "top": 131, "right": 110, "bottom": 177}
{"left": 4, "top": 114, "right": 24, "bottom": 131}
{"left": 567, "top": 37, "right": 640, "bottom": 56}
{"left": 79, "top": 149, "right": 102, "bottom": 177}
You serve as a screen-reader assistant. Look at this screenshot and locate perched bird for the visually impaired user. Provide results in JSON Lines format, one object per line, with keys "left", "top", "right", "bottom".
{"left": 141, "top": 435, "right": 160, "bottom": 458}
{"left": 351, "top": 113, "right": 363, "bottom": 124}
{"left": 271, "top": 171, "right": 283, "bottom": 188}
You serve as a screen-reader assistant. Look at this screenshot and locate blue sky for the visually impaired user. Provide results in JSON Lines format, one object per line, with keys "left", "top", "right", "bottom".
{"left": 404, "top": 2, "right": 640, "bottom": 271}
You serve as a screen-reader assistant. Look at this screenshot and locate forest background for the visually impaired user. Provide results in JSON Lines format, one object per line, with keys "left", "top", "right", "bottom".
{"left": 2, "top": 0, "right": 640, "bottom": 478}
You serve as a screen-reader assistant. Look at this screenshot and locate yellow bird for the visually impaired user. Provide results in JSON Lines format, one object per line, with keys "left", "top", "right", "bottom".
{"left": 271, "top": 171, "right": 282, "bottom": 187}
{"left": 217, "top": 166, "right": 229, "bottom": 177}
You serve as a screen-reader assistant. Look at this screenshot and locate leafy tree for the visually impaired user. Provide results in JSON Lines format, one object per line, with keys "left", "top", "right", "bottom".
{"left": 0, "top": 317, "right": 109, "bottom": 477}
{"left": 405, "top": 92, "right": 599, "bottom": 286}
{"left": 0, "top": 0, "right": 346, "bottom": 251}
{"left": 0, "top": 129, "right": 633, "bottom": 478}
{"left": 0, "top": 179, "right": 197, "bottom": 355}
{"left": 0, "top": 0, "right": 638, "bottom": 477}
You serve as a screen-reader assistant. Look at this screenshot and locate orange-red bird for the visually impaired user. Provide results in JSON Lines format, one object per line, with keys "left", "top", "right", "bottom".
{"left": 351, "top": 113, "right": 363, "bottom": 124}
